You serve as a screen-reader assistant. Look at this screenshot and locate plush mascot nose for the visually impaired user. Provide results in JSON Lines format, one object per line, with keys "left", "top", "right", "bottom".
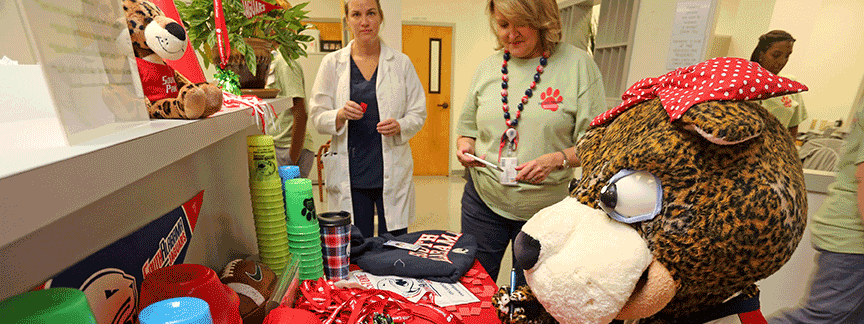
{"left": 514, "top": 231, "right": 541, "bottom": 271}
{"left": 165, "top": 22, "right": 186, "bottom": 41}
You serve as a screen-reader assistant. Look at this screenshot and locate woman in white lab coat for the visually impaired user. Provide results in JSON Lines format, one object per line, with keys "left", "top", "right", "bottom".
{"left": 309, "top": 0, "right": 426, "bottom": 238}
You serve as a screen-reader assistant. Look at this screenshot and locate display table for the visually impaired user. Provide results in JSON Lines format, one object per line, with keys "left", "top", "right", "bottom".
{"left": 448, "top": 260, "right": 502, "bottom": 323}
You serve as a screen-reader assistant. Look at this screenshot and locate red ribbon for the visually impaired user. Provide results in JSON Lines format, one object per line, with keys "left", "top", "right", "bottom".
{"left": 213, "top": 0, "right": 231, "bottom": 69}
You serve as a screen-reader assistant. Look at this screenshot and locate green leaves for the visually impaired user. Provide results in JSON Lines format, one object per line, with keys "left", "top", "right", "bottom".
{"left": 173, "top": 0, "right": 312, "bottom": 74}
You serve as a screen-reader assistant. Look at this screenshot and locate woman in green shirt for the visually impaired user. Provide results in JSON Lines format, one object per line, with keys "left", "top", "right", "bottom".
{"left": 455, "top": 0, "right": 605, "bottom": 286}
{"left": 750, "top": 30, "right": 808, "bottom": 137}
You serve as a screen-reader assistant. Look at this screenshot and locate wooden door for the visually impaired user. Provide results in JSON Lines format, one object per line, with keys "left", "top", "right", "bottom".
{"left": 402, "top": 25, "right": 453, "bottom": 176}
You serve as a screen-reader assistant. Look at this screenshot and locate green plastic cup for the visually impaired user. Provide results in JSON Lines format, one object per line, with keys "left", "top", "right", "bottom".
{"left": 252, "top": 200, "right": 285, "bottom": 210}
{"left": 300, "top": 262, "right": 324, "bottom": 273}
{"left": 287, "top": 223, "right": 320, "bottom": 231}
{"left": 0, "top": 288, "right": 98, "bottom": 324}
{"left": 283, "top": 179, "right": 317, "bottom": 227}
{"left": 300, "top": 254, "right": 324, "bottom": 266}
{"left": 299, "top": 271, "right": 323, "bottom": 280}
{"left": 257, "top": 231, "right": 288, "bottom": 242}
{"left": 248, "top": 136, "right": 280, "bottom": 183}
{"left": 253, "top": 212, "right": 285, "bottom": 221}
{"left": 262, "top": 259, "right": 289, "bottom": 275}
{"left": 254, "top": 214, "right": 286, "bottom": 224}
{"left": 259, "top": 247, "right": 290, "bottom": 261}
{"left": 250, "top": 186, "right": 283, "bottom": 196}
{"left": 249, "top": 179, "right": 282, "bottom": 190}
{"left": 287, "top": 229, "right": 319, "bottom": 238}
{"left": 288, "top": 233, "right": 320, "bottom": 244}
{"left": 250, "top": 193, "right": 284, "bottom": 203}
{"left": 290, "top": 250, "right": 321, "bottom": 262}
{"left": 252, "top": 206, "right": 286, "bottom": 217}
{"left": 299, "top": 265, "right": 324, "bottom": 280}
{"left": 255, "top": 220, "right": 287, "bottom": 230}
{"left": 288, "top": 238, "right": 321, "bottom": 250}
{"left": 253, "top": 210, "right": 287, "bottom": 221}
{"left": 259, "top": 246, "right": 290, "bottom": 258}
{"left": 251, "top": 199, "right": 284, "bottom": 208}
{"left": 255, "top": 220, "right": 287, "bottom": 229}
{"left": 291, "top": 246, "right": 323, "bottom": 259}
{"left": 255, "top": 226, "right": 287, "bottom": 236}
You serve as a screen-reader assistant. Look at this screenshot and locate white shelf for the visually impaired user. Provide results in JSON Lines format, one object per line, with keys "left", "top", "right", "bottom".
{"left": 0, "top": 97, "right": 291, "bottom": 249}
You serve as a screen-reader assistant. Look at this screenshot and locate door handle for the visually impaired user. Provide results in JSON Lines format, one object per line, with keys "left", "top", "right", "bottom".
{"left": 437, "top": 102, "right": 449, "bottom": 109}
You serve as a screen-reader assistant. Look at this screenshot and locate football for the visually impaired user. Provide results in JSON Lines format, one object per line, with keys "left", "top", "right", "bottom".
{"left": 220, "top": 259, "right": 278, "bottom": 323}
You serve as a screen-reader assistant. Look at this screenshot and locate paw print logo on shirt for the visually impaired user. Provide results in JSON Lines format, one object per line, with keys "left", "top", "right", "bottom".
{"left": 540, "top": 87, "right": 563, "bottom": 111}
{"left": 781, "top": 95, "right": 793, "bottom": 107}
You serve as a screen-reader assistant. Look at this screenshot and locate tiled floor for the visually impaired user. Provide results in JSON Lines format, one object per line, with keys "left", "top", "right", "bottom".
{"left": 313, "top": 175, "right": 515, "bottom": 287}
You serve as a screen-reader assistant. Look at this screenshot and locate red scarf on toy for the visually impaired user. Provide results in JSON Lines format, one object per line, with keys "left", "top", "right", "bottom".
{"left": 592, "top": 57, "right": 808, "bottom": 126}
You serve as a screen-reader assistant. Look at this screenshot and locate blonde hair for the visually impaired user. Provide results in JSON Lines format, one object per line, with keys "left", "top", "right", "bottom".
{"left": 487, "top": 0, "right": 562, "bottom": 55}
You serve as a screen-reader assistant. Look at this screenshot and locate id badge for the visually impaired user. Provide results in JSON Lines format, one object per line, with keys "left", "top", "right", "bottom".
{"left": 500, "top": 157, "right": 518, "bottom": 186}
{"left": 384, "top": 240, "right": 421, "bottom": 251}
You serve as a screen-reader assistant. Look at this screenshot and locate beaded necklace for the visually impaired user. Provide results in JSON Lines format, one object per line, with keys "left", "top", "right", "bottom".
{"left": 499, "top": 50, "right": 549, "bottom": 155}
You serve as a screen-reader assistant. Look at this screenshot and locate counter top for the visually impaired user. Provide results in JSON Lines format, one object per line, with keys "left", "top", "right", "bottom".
{"left": 0, "top": 97, "right": 291, "bottom": 249}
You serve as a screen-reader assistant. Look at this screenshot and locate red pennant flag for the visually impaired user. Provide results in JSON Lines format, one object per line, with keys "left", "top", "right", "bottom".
{"left": 242, "top": 0, "right": 282, "bottom": 18}
{"left": 213, "top": 0, "right": 231, "bottom": 69}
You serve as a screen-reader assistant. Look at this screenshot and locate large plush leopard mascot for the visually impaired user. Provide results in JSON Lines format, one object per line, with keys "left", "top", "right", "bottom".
{"left": 493, "top": 57, "right": 809, "bottom": 324}
{"left": 124, "top": 0, "right": 222, "bottom": 119}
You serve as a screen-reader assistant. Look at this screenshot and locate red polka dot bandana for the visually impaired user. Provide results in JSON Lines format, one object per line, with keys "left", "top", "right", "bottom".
{"left": 591, "top": 57, "right": 809, "bottom": 126}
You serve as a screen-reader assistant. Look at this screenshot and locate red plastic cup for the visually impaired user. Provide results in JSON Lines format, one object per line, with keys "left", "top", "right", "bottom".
{"left": 263, "top": 306, "right": 320, "bottom": 324}
{"left": 140, "top": 264, "right": 242, "bottom": 324}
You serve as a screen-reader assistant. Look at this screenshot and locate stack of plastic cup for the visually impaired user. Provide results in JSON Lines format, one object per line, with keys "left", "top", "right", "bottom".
{"left": 284, "top": 178, "right": 324, "bottom": 280}
{"left": 247, "top": 135, "right": 290, "bottom": 275}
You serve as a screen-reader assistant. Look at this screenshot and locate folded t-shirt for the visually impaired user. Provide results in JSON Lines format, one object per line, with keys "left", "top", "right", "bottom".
{"left": 350, "top": 226, "right": 477, "bottom": 283}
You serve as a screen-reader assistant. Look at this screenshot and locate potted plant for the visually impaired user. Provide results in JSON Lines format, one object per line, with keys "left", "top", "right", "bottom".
{"left": 175, "top": 0, "right": 314, "bottom": 88}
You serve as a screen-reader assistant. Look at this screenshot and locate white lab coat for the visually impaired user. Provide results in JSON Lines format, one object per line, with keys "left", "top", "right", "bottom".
{"left": 309, "top": 39, "right": 426, "bottom": 231}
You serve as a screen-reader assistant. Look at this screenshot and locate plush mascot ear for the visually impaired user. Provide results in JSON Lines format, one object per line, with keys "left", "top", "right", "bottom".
{"left": 677, "top": 100, "right": 765, "bottom": 145}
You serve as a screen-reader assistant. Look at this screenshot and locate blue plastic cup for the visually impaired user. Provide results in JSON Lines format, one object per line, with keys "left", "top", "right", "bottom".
{"left": 278, "top": 165, "right": 300, "bottom": 180}
{"left": 138, "top": 297, "right": 213, "bottom": 324}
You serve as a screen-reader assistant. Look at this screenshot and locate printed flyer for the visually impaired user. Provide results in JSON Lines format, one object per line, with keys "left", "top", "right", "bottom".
{"left": 348, "top": 271, "right": 480, "bottom": 307}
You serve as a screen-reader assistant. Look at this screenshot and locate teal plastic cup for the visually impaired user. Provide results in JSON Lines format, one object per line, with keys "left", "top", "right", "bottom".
{"left": 139, "top": 297, "right": 212, "bottom": 324}
{"left": 0, "top": 288, "right": 97, "bottom": 324}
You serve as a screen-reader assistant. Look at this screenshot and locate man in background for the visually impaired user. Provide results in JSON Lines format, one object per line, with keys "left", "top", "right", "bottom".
{"left": 267, "top": 51, "right": 316, "bottom": 177}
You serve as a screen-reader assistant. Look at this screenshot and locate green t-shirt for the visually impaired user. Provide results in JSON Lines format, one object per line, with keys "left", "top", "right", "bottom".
{"left": 758, "top": 76, "right": 808, "bottom": 128}
{"left": 810, "top": 104, "right": 864, "bottom": 254}
{"left": 266, "top": 53, "right": 315, "bottom": 151}
{"left": 456, "top": 43, "right": 606, "bottom": 221}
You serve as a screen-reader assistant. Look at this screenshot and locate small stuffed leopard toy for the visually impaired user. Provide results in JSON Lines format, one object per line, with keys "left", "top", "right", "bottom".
{"left": 124, "top": 0, "right": 222, "bottom": 119}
